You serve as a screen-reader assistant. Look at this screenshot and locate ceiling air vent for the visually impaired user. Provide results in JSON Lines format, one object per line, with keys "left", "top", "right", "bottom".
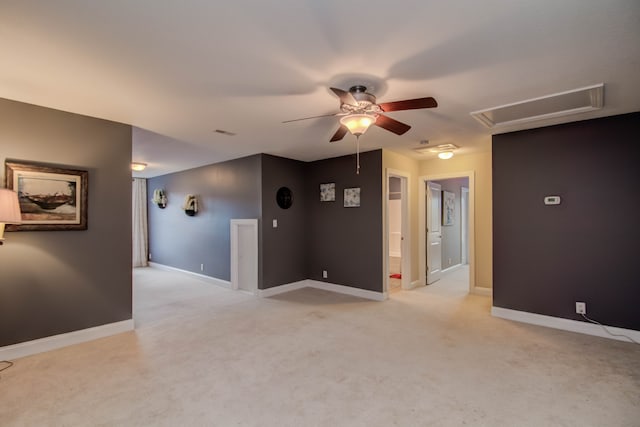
{"left": 413, "top": 143, "right": 459, "bottom": 155}
{"left": 470, "top": 83, "right": 604, "bottom": 129}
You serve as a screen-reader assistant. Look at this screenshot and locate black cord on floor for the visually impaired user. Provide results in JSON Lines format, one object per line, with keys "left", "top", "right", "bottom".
{"left": 0, "top": 360, "right": 14, "bottom": 377}
{"left": 581, "top": 314, "right": 640, "bottom": 345}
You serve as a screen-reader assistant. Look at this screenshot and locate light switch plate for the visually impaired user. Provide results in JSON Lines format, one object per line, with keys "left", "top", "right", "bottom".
{"left": 272, "top": 219, "right": 278, "bottom": 228}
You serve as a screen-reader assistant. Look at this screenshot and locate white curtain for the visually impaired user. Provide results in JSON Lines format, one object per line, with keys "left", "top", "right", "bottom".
{"left": 132, "top": 178, "right": 148, "bottom": 267}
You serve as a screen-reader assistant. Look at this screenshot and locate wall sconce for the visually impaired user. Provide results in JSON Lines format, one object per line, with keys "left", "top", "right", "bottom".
{"left": 0, "top": 189, "right": 22, "bottom": 245}
{"left": 152, "top": 189, "right": 167, "bottom": 208}
{"left": 182, "top": 194, "right": 198, "bottom": 216}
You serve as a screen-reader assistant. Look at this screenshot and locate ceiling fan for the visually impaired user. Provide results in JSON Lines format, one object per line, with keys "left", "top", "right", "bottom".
{"left": 283, "top": 85, "right": 438, "bottom": 142}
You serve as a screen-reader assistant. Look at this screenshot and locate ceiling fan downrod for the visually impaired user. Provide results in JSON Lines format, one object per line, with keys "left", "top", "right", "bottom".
{"left": 355, "top": 135, "right": 360, "bottom": 175}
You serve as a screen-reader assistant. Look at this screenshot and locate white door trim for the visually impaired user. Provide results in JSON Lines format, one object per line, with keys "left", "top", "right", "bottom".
{"left": 385, "top": 168, "right": 411, "bottom": 291}
{"left": 461, "top": 186, "right": 469, "bottom": 265}
{"left": 230, "top": 219, "right": 258, "bottom": 293}
{"left": 419, "top": 171, "right": 476, "bottom": 293}
{"left": 425, "top": 181, "right": 443, "bottom": 285}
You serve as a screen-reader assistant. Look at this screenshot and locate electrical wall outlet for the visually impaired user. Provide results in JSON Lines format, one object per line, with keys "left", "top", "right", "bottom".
{"left": 200, "top": 263, "right": 204, "bottom": 272}
{"left": 575, "top": 302, "right": 586, "bottom": 314}
{"left": 272, "top": 219, "right": 278, "bottom": 228}
{"left": 322, "top": 270, "right": 328, "bottom": 279}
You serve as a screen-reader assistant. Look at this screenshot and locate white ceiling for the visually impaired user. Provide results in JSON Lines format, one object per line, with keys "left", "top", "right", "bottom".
{"left": 2, "top": 1, "right": 639, "bottom": 178}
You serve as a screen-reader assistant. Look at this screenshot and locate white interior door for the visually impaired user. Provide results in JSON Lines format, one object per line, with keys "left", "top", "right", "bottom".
{"left": 231, "top": 219, "right": 258, "bottom": 293}
{"left": 426, "top": 181, "right": 442, "bottom": 284}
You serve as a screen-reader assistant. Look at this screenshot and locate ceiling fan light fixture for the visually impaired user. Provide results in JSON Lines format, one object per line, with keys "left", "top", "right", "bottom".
{"left": 340, "top": 113, "right": 377, "bottom": 136}
{"left": 438, "top": 151, "right": 454, "bottom": 160}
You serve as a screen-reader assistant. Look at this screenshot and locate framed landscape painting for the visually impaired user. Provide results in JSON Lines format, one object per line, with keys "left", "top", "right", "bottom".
{"left": 5, "top": 161, "right": 88, "bottom": 231}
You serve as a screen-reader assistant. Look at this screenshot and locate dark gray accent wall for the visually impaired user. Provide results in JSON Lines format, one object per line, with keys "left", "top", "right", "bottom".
{"left": 306, "top": 150, "right": 383, "bottom": 292}
{"left": 433, "top": 177, "right": 468, "bottom": 269}
{"left": 147, "top": 155, "right": 261, "bottom": 284}
{"left": 493, "top": 112, "right": 640, "bottom": 330}
{"left": 148, "top": 150, "right": 384, "bottom": 293}
{"left": 261, "top": 154, "right": 307, "bottom": 289}
{"left": 0, "top": 98, "right": 132, "bottom": 347}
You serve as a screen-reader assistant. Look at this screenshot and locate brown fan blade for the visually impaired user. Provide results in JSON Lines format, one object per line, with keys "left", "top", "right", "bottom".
{"left": 330, "top": 125, "right": 348, "bottom": 142}
{"left": 282, "top": 112, "right": 341, "bottom": 123}
{"left": 330, "top": 87, "right": 358, "bottom": 106}
{"left": 378, "top": 97, "right": 437, "bottom": 112}
{"left": 374, "top": 114, "right": 411, "bottom": 135}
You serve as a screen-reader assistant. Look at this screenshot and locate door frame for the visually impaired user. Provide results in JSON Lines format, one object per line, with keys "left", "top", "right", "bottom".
{"left": 230, "top": 219, "right": 258, "bottom": 293}
{"left": 419, "top": 171, "right": 476, "bottom": 293}
{"left": 384, "top": 168, "right": 411, "bottom": 292}
{"left": 461, "top": 186, "right": 469, "bottom": 265}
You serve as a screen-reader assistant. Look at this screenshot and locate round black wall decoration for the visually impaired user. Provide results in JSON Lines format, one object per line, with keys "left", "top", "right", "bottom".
{"left": 276, "top": 187, "right": 293, "bottom": 209}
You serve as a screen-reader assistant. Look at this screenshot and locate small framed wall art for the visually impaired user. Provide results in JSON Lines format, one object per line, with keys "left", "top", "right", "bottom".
{"left": 442, "top": 190, "right": 455, "bottom": 226}
{"left": 344, "top": 187, "right": 360, "bottom": 208}
{"left": 320, "top": 183, "right": 335, "bottom": 202}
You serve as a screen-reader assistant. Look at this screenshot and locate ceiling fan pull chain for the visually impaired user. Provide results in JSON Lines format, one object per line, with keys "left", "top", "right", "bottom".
{"left": 356, "top": 136, "right": 360, "bottom": 175}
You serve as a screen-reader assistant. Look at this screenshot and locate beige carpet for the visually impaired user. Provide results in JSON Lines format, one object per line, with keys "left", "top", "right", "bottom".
{"left": 2, "top": 266, "right": 639, "bottom": 426}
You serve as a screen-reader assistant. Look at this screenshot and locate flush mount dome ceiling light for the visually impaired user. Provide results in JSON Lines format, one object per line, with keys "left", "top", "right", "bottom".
{"left": 433, "top": 144, "right": 458, "bottom": 159}
{"left": 131, "top": 162, "right": 147, "bottom": 171}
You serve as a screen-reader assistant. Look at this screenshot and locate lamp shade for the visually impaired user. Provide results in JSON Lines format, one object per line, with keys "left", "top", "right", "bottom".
{"left": 340, "top": 113, "right": 377, "bottom": 136}
{"left": 0, "top": 189, "right": 22, "bottom": 223}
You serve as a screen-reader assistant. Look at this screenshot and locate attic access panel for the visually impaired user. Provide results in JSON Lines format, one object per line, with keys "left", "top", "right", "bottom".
{"left": 471, "top": 83, "right": 604, "bottom": 129}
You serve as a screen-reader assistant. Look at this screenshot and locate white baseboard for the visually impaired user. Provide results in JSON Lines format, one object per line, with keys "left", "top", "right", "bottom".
{"left": 472, "top": 286, "right": 492, "bottom": 296}
{"left": 441, "top": 263, "right": 462, "bottom": 274}
{"left": 259, "top": 279, "right": 387, "bottom": 301}
{"left": 149, "top": 262, "right": 231, "bottom": 289}
{"left": 492, "top": 307, "right": 640, "bottom": 343}
{"left": 307, "top": 280, "right": 387, "bottom": 301}
{"left": 0, "top": 319, "right": 134, "bottom": 361}
{"left": 408, "top": 279, "right": 422, "bottom": 289}
{"left": 257, "top": 280, "right": 307, "bottom": 298}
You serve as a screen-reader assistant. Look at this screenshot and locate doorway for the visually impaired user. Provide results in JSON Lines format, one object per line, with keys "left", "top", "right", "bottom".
{"left": 385, "top": 169, "right": 410, "bottom": 293}
{"left": 230, "top": 219, "right": 258, "bottom": 293}
{"left": 419, "top": 172, "right": 476, "bottom": 293}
